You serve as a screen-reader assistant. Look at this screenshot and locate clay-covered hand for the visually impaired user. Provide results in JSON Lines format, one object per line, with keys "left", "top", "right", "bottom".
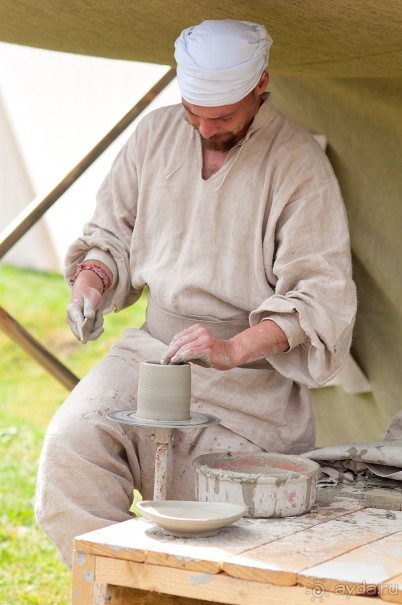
{"left": 66, "top": 286, "right": 104, "bottom": 344}
{"left": 160, "top": 319, "right": 289, "bottom": 370}
{"left": 160, "top": 324, "right": 236, "bottom": 370}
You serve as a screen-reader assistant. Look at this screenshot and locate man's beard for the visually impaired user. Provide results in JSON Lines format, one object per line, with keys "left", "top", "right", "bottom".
{"left": 200, "top": 132, "right": 238, "bottom": 152}
{"left": 184, "top": 117, "right": 240, "bottom": 151}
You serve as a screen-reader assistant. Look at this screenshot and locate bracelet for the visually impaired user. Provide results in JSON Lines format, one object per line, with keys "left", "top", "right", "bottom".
{"left": 70, "top": 262, "right": 112, "bottom": 294}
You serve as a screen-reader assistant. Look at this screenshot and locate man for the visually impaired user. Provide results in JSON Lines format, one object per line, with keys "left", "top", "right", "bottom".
{"left": 35, "top": 19, "right": 357, "bottom": 567}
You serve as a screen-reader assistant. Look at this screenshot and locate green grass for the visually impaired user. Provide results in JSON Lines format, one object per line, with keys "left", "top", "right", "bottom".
{"left": 0, "top": 264, "right": 147, "bottom": 604}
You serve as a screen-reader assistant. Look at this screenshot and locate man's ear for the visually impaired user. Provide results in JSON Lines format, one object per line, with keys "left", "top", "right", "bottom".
{"left": 257, "top": 71, "right": 270, "bottom": 94}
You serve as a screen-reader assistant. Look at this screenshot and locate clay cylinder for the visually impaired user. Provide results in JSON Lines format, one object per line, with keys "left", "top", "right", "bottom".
{"left": 136, "top": 361, "right": 191, "bottom": 421}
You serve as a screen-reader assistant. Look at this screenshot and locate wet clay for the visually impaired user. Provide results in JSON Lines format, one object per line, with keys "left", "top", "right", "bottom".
{"left": 193, "top": 452, "right": 321, "bottom": 518}
{"left": 136, "top": 361, "right": 191, "bottom": 421}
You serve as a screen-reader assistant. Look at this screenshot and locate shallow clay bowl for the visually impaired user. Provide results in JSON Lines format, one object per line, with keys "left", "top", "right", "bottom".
{"left": 137, "top": 500, "right": 247, "bottom": 537}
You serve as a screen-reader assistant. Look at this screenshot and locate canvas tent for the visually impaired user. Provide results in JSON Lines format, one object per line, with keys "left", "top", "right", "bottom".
{"left": 0, "top": 1, "right": 401, "bottom": 445}
{"left": 0, "top": 88, "right": 61, "bottom": 270}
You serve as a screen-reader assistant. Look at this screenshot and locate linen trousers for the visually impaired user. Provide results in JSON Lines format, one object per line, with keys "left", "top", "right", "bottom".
{"left": 35, "top": 332, "right": 263, "bottom": 568}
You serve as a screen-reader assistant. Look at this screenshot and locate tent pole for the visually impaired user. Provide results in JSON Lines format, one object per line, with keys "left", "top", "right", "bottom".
{"left": 0, "top": 306, "right": 79, "bottom": 390}
{"left": 0, "top": 67, "right": 176, "bottom": 259}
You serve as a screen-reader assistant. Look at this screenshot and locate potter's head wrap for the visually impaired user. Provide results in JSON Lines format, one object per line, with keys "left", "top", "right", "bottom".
{"left": 174, "top": 19, "right": 273, "bottom": 107}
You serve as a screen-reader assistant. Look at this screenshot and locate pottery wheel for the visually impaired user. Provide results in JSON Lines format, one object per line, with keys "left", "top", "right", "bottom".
{"left": 108, "top": 409, "right": 220, "bottom": 428}
{"left": 108, "top": 409, "right": 220, "bottom": 500}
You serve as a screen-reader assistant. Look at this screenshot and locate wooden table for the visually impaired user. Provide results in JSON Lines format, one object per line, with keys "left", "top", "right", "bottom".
{"left": 72, "top": 485, "right": 402, "bottom": 605}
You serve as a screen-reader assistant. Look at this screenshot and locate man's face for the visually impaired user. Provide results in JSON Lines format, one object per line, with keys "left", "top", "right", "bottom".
{"left": 182, "top": 89, "right": 264, "bottom": 151}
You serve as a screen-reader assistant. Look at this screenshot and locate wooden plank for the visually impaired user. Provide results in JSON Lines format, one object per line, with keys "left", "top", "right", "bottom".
{"left": 95, "top": 558, "right": 380, "bottom": 605}
{"left": 299, "top": 531, "right": 402, "bottom": 596}
{"left": 74, "top": 518, "right": 173, "bottom": 562}
{"left": 380, "top": 573, "right": 402, "bottom": 603}
{"left": 71, "top": 549, "right": 96, "bottom": 605}
{"left": 73, "top": 490, "right": 364, "bottom": 575}
{"left": 222, "top": 509, "right": 402, "bottom": 586}
{"left": 143, "top": 499, "right": 365, "bottom": 573}
{"left": 105, "top": 584, "right": 217, "bottom": 604}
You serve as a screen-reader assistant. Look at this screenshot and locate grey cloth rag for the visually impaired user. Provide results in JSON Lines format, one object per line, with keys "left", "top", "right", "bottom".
{"left": 302, "top": 439, "right": 402, "bottom": 485}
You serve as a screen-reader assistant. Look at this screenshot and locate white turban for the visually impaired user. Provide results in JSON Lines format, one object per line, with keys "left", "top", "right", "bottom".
{"left": 174, "top": 19, "right": 273, "bottom": 107}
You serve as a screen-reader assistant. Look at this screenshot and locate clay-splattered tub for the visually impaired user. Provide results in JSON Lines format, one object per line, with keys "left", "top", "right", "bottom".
{"left": 193, "top": 452, "right": 321, "bottom": 518}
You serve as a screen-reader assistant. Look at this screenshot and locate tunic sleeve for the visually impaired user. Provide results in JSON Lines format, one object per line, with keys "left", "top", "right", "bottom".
{"left": 64, "top": 131, "right": 141, "bottom": 313}
{"left": 250, "top": 163, "right": 357, "bottom": 388}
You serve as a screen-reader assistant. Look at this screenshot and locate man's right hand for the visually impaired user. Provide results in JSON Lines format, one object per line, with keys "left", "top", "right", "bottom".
{"left": 66, "top": 270, "right": 105, "bottom": 344}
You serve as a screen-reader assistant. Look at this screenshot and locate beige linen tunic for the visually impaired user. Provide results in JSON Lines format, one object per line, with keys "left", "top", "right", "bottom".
{"left": 65, "top": 95, "right": 356, "bottom": 454}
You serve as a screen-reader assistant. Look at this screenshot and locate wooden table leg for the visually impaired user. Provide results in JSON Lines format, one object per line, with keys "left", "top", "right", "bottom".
{"left": 71, "top": 549, "right": 96, "bottom": 604}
